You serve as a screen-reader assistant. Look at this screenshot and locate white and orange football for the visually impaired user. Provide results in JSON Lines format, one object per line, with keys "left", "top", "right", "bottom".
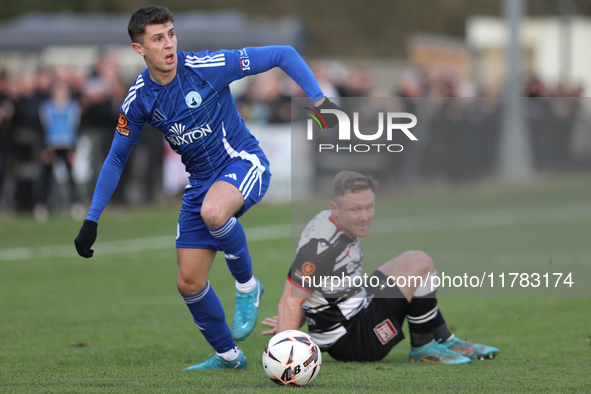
{"left": 262, "top": 330, "right": 322, "bottom": 386}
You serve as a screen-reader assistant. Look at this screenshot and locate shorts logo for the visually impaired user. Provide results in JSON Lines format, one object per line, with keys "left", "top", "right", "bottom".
{"left": 373, "top": 319, "right": 398, "bottom": 345}
{"left": 116, "top": 113, "right": 130, "bottom": 137}
{"left": 185, "top": 91, "right": 202, "bottom": 109}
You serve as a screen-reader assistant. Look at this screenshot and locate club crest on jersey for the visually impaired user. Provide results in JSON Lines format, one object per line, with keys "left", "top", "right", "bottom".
{"left": 166, "top": 122, "right": 213, "bottom": 146}
{"left": 185, "top": 91, "right": 202, "bottom": 109}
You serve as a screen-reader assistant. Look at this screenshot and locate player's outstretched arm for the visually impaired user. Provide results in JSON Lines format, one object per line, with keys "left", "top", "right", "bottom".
{"left": 245, "top": 46, "right": 325, "bottom": 104}
{"left": 270, "top": 279, "right": 310, "bottom": 334}
{"left": 74, "top": 139, "right": 133, "bottom": 258}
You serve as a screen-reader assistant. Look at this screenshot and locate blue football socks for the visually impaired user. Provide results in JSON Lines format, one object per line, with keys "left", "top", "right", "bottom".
{"left": 183, "top": 280, "right": 236, "bottom": 353}
{"left": 209, "top": 217, "right": 253, "bottom": 284}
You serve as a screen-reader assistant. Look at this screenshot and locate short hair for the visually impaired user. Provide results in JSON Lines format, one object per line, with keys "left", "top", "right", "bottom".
{"left": 333, "top": 171, "right": 377, "bottom": 198}
{"left": 128, "top": 5, "right": 174, "bottom": 44}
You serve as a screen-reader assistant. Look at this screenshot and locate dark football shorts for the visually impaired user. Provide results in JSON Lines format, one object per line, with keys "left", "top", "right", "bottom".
{"left": 326, "top": 270, "right": 410, "bottom": 362}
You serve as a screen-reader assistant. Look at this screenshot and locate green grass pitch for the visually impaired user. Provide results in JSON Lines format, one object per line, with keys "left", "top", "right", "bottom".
{"left": 1, "top": 175, "right": 590, "bottom": 393}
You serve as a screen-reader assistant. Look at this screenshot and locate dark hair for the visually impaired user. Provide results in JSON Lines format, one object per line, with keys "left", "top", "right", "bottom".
{"left": 333, "top": 171, "right": 377, "bottom": 198}
{"left": 128, "top": 5, "right": 174, "bottom": 44}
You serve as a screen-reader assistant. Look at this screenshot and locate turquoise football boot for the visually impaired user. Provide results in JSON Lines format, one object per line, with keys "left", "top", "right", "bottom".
{"left": 409, "top": 339, "right": 471, "bottom": 364}
{"left": 443, "top": 335, "right": 499, "bottom": 360}
{"left": 185, "top": 349, "right": 247, "bottom": 370}
{"left": 232, "top": 278, "right": 264, "bottom": 341}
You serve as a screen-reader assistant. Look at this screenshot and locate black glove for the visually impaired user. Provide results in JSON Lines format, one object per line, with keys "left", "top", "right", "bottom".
{"left": 314, "top": 97, "right": 341, "bottom": 129}
{"left": 75, "top": 220, "right": 98, "bottom": 258}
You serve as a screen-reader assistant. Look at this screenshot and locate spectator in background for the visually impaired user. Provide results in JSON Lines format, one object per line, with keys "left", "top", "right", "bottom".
{"left": 35, "top": 68, "right": 53, "bottom": 101}
{"left": 338, "top": 68, "right": 373, "bottom": 98}
{"left": 35, "top": 82, "right": 82, "bottom": 220}
{"left": 237, "top": 68, "right": 292, "bottom": 124}
{"left": 395, "top": 67, "right": 426, "bottom": 114}
{"left": 11, "top": 71, "right": 44, "bottom": 212}
{"left": 310, "top": 60, "right": 341, "bottom": 101}
{"left": 78, "top": 52, "right": 125, "bottom": 202}
{"left": 0, "top": 71, "right": 15, "bottom": 204}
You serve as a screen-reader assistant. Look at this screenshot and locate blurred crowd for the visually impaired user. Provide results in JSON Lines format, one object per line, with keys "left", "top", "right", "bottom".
{"left": 0, "top": 52, "right": 145, "bottom": 218}
{"left": 235, "top": 62, "right": 587, "bottom": 186}
{"left": 0, "top": 54, "right": 588, "bottom": 217}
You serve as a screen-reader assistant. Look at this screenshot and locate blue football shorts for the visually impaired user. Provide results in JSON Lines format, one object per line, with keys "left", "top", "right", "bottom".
{"left": 176, "top": 154, "right": 271, "bottom": 249}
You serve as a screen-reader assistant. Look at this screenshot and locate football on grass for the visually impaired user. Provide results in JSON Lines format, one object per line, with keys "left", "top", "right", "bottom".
{"left": 262, "top": 330, "right": 322, "bottom": 386}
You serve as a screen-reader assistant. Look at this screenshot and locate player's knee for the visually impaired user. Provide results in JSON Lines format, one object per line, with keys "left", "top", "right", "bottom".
{"left": 201, "top": 204, "right": 228, "bottom": 229}
{"left": 405, "top": 250, "right": 435, "bottom": 276}
{"left": 177, "top": 276, "right": 207, "bottom": 296}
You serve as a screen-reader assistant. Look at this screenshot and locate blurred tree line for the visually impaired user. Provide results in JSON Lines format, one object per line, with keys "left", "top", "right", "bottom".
{"left": 1, "top": 0, "right": 591, "bottom": 57}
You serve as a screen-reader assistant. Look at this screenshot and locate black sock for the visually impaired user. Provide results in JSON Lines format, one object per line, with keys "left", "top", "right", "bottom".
{"left": 407, "top": 291, "right": 439, "bottom": 347}
{"left": 433, "top": 318, "right": 453, "bottom": 343}
{"left": 409, "top": 331, "right": 434, "bottom": 347}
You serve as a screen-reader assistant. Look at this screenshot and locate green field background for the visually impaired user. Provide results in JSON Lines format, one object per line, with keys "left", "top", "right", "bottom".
{"left": 1, "top": 175, "right": 590, "bottom": 393}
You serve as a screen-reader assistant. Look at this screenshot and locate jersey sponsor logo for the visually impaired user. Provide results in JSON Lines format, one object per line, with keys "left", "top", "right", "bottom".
{"left": 240, "top": 59, "right": 250, "bottom": 71}
{"left": 116, "top": 113, "right": 130, "bottom": 137}
{"left": 302, "top": 261, "right": 316, "bottom": 276}
{"left": 170, "top": 123, "right": 186, "bottom": 135}
{"left": 373, "top": 319, "right": 398, "bottom": 345}
{"left": 224, "top": 173, "right": 237, "bottom": 180}
{"left": 239, "top": 48, "right": 250, "bottom": 71}
{"left": 185, "top": 91, "right": 202, "bottom": 109}
{"left": 166, "top": 123, "right": 213, "bottom": 146}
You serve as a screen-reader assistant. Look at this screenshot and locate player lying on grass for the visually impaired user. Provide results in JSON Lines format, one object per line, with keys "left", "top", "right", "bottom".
{"left": 74, "top": 5, "right": 338, "bottom": 370}
{"left": 262, "top": 171, "right": 499, "bottom": 364}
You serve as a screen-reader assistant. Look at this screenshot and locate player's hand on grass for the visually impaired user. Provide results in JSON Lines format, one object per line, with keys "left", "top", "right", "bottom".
{"left": 261, "top": 316, "right": 278, "bottom": 336}
{"left": 313, "top": 97, "right": 341, "bottom": 129}
{"left": 75, "top": 220, "right": 97, "bottom": 258}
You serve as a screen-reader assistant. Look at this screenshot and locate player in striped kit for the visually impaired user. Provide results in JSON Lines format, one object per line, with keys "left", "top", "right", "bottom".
{"left": 262, "top": 171, "right": 499, "bottom": 364}
{"left": 74, "top": 5, "right": 339, "bottom": 370}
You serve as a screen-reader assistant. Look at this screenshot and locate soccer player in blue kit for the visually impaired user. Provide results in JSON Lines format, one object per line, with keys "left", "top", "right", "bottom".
{"left": 74, "top": 5, "right": 338, "bottom": 370}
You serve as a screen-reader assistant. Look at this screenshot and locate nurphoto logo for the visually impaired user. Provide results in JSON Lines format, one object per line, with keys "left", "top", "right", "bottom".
{"left": 303, "top": 106, "right": 418, "bottom": 153}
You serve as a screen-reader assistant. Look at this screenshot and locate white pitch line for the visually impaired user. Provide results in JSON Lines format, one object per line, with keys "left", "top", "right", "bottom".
{"left": 1, "top": 203, "right": 590, "bottom": 261}
{"left": 0, "top": 224, "right": 292, "bottom": 261}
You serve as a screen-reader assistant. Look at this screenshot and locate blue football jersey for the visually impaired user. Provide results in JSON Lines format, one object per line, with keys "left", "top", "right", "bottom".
{"left": 116, "top": 48, "right": 270, "bottom": 181}
{"left": 86, "top": 45, "right": 324, "bottom": 222}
